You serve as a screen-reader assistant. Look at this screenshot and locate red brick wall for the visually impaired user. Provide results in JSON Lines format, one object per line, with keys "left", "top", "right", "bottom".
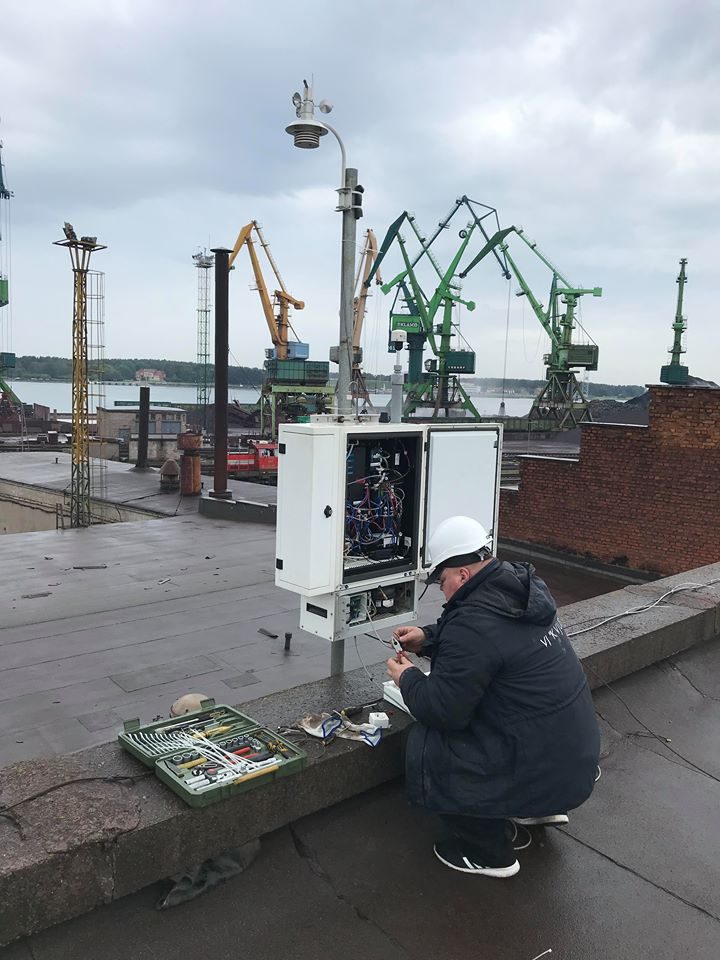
{"left": 499, "top": 386, "right": 720, "bottom": 576}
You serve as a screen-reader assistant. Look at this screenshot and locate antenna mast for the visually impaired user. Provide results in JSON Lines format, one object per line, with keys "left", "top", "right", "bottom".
{"left": 660, "top": 258, "right": 689, "bottom": 385}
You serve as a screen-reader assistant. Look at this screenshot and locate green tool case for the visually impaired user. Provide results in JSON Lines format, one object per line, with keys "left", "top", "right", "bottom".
{"left": 118, "top": 700, "right": 306, "bottom": 808}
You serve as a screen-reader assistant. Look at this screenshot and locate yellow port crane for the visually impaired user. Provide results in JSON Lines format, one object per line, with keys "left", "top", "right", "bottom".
{"left": 228, "top": 221, "right": 304, "bottom": 360}
{"left": 351, "top": 228, "right": 382, "bottom": 405}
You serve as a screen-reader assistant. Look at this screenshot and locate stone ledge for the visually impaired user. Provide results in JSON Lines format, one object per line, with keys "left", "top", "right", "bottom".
{"left": 1, "top": 563, "right": 720, "bottom": 945}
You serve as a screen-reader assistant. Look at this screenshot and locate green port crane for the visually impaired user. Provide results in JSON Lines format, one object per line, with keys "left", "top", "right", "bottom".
{"left": 367, "top": 197, "right": 507, "bottom": 418}
{"left": 460, "top": 226, "right": 602, "bottom": 427}
{"left": 369, "top": 196, "right": 602, "bottom": 427}
{"left": 659, "top": 258, "right": 689, "bottom": 385}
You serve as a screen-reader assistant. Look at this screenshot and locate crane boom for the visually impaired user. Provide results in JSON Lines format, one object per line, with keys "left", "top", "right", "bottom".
{"left": 352, "top": 229, "right": 381, "bottom": 349}
{"left": 254, "top": 222, "right": 287, "bottom": 295}
{"left": 460, "top": 226, "right": 600, "bottom": 353}
{"left": 228, "top": 221, "right": 304, "bottom": 361}
{"left": 459, "top": 219, "right": 602, "bottom": 427}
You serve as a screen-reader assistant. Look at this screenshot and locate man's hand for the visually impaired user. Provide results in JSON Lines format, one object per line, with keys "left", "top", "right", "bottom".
{"left": 392, "top": 625, "right": 426, "bottom": 654}
{"left": 386, "top": 652, "right": 415, "bottom": 686}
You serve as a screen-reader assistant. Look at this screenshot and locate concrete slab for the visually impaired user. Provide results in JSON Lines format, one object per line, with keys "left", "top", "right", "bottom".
{"left": 0, "top": 515, "right": 442, "bottom": 765}
{"left": 672, "top": 635, "right": 720, "bottom": 699}
{"left": 592, "top": 641, "right": 720, "bottom": 782}
{"left": 0, "top": 514, "right": 714, "bottom": 768}
{"left": 9, "top": 764, "right": 720, "bottom": 959}
{"left": 109, "top": 654, "right": 223, "bottom": 692}
{"left": 20, "top": 829, "right": 401, "bottom": 960}
{"left": 0, "top": 451, "right": 275, "bottom": 518}
{"left": 291, "top": 781, "right": 720, "bottom": 959}
{"left": 2, "top": 635, "right": 720, "bottom": 950}
{"left": 567, "top": 735, "right": 720, "bottom": 918}
{"left": 561, "top": 566, "right": 720, "bottom": 687}
{"left": 76, "top": 709, "right": 124, "bottom": 733}
{"left": 221, "top": 672, "right": 262, "bottom": 690}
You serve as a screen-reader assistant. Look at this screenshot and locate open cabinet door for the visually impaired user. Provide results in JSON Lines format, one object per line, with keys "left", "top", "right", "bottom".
{"left": 423, "top": 425, "right": 501, "bottom": 570}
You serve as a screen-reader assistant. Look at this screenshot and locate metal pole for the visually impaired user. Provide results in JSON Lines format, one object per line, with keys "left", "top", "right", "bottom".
{"left": 330, "top": 639, "right": 345, "bottom": 677}
{"left": 209, "top": 247, "right": 232, "bottom": 499}
{"left": 135, "top": 386, "right": 150, "bottom": 469}
{"left": 336, "top": 167, "right": 358, "bottom": 418}
{"left": 331, "top": 167, "right": 359, "bottom": 673}
{"left": 390, "top": 361, "right": 404, "bottom": 423}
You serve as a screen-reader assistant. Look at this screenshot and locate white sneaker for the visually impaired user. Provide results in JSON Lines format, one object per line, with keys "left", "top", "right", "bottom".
{"left": 512, "top": 814, "right": 569, "bottom": 826}
{"left": 433, "top": 842, "right": 520, "bottom": 878}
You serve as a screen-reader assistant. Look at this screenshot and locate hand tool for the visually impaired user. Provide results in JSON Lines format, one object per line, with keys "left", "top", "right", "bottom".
{"left": 192, "top": 760, "right": 281, "bottom": 793}
{"left": 195, "top": 725, "right": 232, "bottom": 737}
{"left": 177, "top": 744, "right": 272, "bottom": 769}
{"left": 155, "top": 713, "right": 216, "bottom": 733}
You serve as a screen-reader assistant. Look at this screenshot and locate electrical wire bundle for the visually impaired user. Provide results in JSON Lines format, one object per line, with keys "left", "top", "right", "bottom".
{"left": 344, "top": 445, "right": 409, "bottom": 561}
{"left": 345, "top": 485, "right": 403, "bottom": 556}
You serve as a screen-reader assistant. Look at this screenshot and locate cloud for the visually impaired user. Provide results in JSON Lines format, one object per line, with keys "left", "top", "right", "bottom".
{"left": 1, "top": 0, "right": 719, "bottom": 386}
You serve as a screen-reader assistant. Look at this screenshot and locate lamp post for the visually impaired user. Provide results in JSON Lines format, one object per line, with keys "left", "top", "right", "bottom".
{"left": 285, "top": 82, "right": 363, "bottom": 677}
{"left": 285, "top": 81, "right": 361, "bottom": 418}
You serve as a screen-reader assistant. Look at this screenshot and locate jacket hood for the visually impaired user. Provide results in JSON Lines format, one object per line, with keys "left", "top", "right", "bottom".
{"left": 449, "top": 559, "right": 557, "bottom": 626}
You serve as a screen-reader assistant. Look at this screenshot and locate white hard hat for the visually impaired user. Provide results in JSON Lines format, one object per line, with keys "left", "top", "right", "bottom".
{"left": 427, "top": 516, "right": 493, "bottom": 580}
{"left": 170, "top": 693, "right": 209, "bottom": 717}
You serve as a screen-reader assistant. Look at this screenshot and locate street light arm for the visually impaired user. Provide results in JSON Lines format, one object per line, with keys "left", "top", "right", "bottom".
{"left": 315, "top": 119, "right": 346, "bottom": 188}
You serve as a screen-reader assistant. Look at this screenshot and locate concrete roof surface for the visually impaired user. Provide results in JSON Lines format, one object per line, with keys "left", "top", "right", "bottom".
{"left": 0, "top": 451, "right": 276, "bottom": 517}
{"left": 0, "top": 513, "right": 624, "bottom": 767}
{"left": 2, "top": 638, "right": 719, "bottom": 959}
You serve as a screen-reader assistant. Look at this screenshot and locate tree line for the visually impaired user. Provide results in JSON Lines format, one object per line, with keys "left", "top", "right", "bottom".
{"left": 13, "top": 356, "right": 266, "bottom": 386}
{"left": 10, "top": 356, "right": 645, "bottom": 398}
{"left": 467, "top": 377, "right": 645, "bottom": 398}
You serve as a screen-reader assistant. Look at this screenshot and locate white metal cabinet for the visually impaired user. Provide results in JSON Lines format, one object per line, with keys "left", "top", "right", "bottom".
{"left": 275, "top": 422, "right": 424, "bottom": 596}
{"left": 275, "top": 427, "right": 341, "bottom": 595}
{"left": 275, "top": 420, "right": 502, "bottom": 641}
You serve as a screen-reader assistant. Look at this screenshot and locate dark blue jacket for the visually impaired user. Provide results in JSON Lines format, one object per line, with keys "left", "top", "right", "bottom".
{"left": 399, "top": 559, "right": 600, "bottom": 817}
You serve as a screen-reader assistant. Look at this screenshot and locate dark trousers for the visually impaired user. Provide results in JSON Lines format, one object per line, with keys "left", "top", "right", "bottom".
{"left": 439, "top": 814, "right": 515, "bottom": 866}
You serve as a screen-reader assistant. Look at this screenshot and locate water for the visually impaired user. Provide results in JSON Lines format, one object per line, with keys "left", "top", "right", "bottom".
{"left": 11, "top": 380, "right": 532, "bottom": 418}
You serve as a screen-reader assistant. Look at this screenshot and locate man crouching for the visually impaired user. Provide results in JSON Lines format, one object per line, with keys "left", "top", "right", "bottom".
{"left": 387, "top": 515, "right": 600, "bottom": 877}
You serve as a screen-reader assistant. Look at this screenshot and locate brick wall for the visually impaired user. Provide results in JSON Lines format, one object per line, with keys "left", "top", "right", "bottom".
{"left": 499, "top": 386, "right": 720, "bottom": 576}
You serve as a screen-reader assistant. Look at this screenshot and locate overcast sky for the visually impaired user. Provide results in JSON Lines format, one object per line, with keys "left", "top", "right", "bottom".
{"left": 2, "top": 0, "right": 718, "bottom": 385}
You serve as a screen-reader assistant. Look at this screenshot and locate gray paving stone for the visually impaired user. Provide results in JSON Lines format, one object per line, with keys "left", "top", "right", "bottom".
{"left": 29, "top": 718, "right": 120, "bottom": 756}
{"left": 222, "top": 672, "right": 262, "bottom": 690}
{"left": 0, "top": 727, "right": 53, "bottom": 765}
{"left": 109, "top": 655, "right": 223, "bottom": 692}
{"left": 0, "top": 584, "right": 282, "bottom": 656}
{"left": 76, "top": 709, "right": 124, "bottom": 733}
{"left": 0, "top": 677, "right": 132, "bottom": 732}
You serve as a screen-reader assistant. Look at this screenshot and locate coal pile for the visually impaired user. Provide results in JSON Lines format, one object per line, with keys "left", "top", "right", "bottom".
{"left": 589, "top": 376, "right": 719, "bottom": 425}
{"left": 588, "top": 397, "right": 649, "bottom": 425}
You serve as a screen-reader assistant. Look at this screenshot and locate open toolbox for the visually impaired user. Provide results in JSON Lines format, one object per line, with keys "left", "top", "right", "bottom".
{"left": 118, "top": 700, "right": 306, "bottom": 808}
